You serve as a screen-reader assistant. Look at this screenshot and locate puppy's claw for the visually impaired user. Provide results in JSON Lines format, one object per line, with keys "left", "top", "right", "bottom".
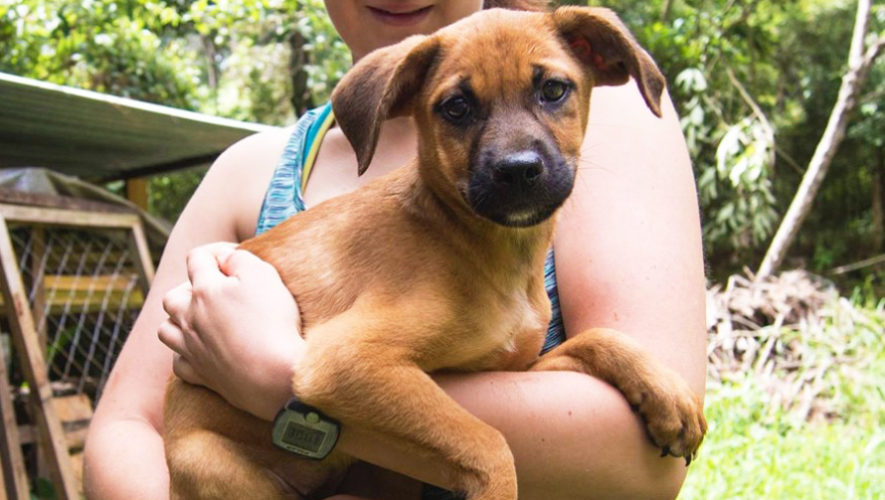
{"left": 623, "top": 370, "right": 706, "bottom": 467}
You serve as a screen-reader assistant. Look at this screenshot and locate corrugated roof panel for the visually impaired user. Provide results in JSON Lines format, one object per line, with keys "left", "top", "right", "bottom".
{"left": 0, "top": 72, "right": 278, "bottom": 180}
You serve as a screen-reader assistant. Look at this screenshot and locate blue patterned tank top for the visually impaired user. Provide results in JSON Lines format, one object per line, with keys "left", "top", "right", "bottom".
{"left": 254, "top": 103, "right": 566, "bottom": 499}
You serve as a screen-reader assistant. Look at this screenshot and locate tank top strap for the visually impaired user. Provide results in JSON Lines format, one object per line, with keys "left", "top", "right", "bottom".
{"left": 542, "top": 248, "right": 565, "bottom": 353}
{"left": 254, "top": 103, "right": 333, "bottom": 236}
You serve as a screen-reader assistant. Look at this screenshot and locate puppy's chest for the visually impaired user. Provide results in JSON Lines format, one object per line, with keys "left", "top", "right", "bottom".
{"left": 450, "top": 289, "right": 551, "bottom": 372}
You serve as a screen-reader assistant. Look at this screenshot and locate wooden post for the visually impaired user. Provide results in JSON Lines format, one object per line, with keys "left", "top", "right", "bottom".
{"left": 30, "top": 228, "right": 48, "bottom": 348}
{"left": 0, "top": 216, "right": 78, "bottom": 500}
{"left": 125, "top": 178, "right": 149, "bottom": 212}
{"left": 0, "top": 339, "right": 29, "bottom": 500}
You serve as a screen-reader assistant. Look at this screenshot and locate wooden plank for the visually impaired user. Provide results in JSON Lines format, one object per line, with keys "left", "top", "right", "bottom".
{"left": 0, "top": 203, "right": 139, "bottom": 229}
{"left": 0, "top": 274, "right": 145, "bottom": 314}
{"left": 0, "top": 337, "right": 29, "bottom": 500}
{"left": 53, "top": 394, "right": 93, "bottom": 426}
{"left": 33, "top": 250, "right": 135, "bottom": 269}
{"left": 0, "top": 295, "right": 144, "bottom": 315}
{"left": 44, "top": 274, "right": 140, "bottom": 291}
{"left": 0, "top": 216, "right": 79, "bottom": 500}
{"left": 18, "top": 394, "right": 93, "bottom": 451}
{"left": 18, "top": 424, "right": 87, "bottom": 452}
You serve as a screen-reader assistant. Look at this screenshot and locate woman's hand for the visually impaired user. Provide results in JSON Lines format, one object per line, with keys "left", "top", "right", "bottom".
{"left": 158, "top": 242, "right": 304, "bottom": 421}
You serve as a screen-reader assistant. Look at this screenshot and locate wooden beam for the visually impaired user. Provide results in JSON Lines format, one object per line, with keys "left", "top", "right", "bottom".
{"left": 0, "top": 203, "right": 140, "bottom": 229}
{"left": 0, "top": 338, "right": 29, "bottom": 500}
{"left": 0, "top": 216, "right": 78, "bottom": 500}
{"left": 129, "top": 219, "right": 155, "bottom": 289}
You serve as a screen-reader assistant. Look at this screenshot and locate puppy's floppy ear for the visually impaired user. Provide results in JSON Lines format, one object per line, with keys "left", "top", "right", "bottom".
{"left": 553, "top": 6, "right": 665, "bottom": 117}
{"left": 331, "top": 35, "right": 440, "bottom": 175}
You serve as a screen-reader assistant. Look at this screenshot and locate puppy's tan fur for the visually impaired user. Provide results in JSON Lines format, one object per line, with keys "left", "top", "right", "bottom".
{"left": 164, "top": 7, "right": 706, "bottom": 500}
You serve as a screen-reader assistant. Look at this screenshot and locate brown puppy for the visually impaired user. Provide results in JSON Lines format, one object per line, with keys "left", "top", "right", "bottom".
{"left": 164, "top": 7, "right": 706, "bottom": 500}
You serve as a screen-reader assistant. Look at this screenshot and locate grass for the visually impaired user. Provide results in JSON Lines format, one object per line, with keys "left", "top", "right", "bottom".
{"left": 679, "top": 296, "right": 885, "bottom": 500}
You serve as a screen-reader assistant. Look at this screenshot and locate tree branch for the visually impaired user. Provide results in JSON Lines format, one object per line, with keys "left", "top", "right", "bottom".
{"left": 727, "top": 68, "right": 776, "bottom": 171}
{"left": 862, "top": 34, "right": 885, "bottom": 67}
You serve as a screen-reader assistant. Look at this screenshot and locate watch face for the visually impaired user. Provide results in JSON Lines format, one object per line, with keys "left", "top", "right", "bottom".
{"left": 272, "top": 405, "right": 339, "bottom": 459}
{"left": 281, "top": 421, "right": 325, "bottom": 453}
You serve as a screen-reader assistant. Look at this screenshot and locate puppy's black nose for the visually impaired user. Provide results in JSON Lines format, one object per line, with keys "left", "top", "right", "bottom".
{"left": 492, "top": 151, "right": 544, "bottom": 188}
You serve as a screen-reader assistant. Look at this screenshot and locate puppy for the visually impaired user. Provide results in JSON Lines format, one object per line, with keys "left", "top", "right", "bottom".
{"left": 164, "top": 7, "right": 706, "bottom": 500}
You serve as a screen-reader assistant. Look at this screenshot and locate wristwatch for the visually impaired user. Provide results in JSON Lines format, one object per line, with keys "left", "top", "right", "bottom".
{"left": 271, "top": 397, "right": 340, "bottom": 460}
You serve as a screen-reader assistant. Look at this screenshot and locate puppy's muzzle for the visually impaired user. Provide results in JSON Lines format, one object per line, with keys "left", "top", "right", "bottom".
{"left": 469, "top": 145, "right": 575, "bottom": 228}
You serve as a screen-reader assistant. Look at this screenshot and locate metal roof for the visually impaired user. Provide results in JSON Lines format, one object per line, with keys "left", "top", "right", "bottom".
{"left": 0, "top": 72, "right": 278, "bottom": 181}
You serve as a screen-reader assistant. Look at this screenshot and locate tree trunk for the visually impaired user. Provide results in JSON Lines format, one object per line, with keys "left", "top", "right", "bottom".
{"left": 660, "top": 0, "right": 674, "bottom": 22}
{"left": 873, "top": 147, "right": 885, "bottom": 251}
{"left": 201, "top": 34, "right": 219, "bottom": 90}
{"left": 756, "top": 0, "right": 884, "bottom": 278}
{"left": 289, "top": 29, "right": 314, "bottom": 117}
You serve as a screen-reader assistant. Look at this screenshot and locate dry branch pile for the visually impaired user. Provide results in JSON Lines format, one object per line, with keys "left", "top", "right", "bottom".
{"left": 706, "top": 270, "right": 881, "bottom": 421}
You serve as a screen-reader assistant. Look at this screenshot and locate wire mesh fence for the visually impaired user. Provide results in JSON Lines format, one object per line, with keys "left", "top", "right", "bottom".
{"left": 1, "top": 222, "right": 145, "bottom": 404}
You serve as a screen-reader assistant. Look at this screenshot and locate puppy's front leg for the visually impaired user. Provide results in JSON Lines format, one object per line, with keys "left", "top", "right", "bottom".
{"left": 530, "top": 328, "right": 706, "bottom": 463}
{"left": 294, "top": 307, "right": 517, "bottom": 500}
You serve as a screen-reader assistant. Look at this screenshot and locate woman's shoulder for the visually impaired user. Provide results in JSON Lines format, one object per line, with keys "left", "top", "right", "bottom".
{"left": 182, "top": 126, "right": 297, "bottom": 242}
{"left": 223, "top": 125, "right": 297, "bottom": 161}
{"left": 189, "top": 105, "right": 330, "bottom": 241}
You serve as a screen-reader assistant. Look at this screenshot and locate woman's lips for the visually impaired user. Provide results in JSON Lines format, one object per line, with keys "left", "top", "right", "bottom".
{"left": 366, "top": 5, "right": 433, "bottom": 27}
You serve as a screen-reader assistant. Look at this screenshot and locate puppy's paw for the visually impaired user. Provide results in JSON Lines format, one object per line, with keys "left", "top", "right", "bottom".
{"left": 624, "top": 371, "right": 707, "bottom": 465}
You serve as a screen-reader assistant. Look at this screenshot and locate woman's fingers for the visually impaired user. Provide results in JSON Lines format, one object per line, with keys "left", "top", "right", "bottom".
{"left": 157, "top": 318, "right": 186, "bottom": 354}
{"left": 219, "top": 248, "right": 278, "bottom": 281}
{"left": 161, "top": 282, "right": 193, "bottom": 326}
{"left": 171, "top": 353, "right": 203, "bottom": 387}
{"left": 156, "top": 241, "right": 303, "bottom": 419}
{"left": 186, "top": 242, "right": 237, "bottom": 288}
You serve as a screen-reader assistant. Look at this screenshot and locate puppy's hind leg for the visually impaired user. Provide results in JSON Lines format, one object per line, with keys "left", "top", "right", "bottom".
{"left": 529, "top": 328, "right": 707, "bottom": 464}
{"left": 167, "top": 429, "right": 298, "bottom": 500}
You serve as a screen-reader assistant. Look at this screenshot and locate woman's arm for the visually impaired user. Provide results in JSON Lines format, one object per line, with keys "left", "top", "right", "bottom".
{"left": 83, "top": 127, "right": 292, "bottom": 500}
{"left": 556, "top": 83, "right": 707, "bottom": 395}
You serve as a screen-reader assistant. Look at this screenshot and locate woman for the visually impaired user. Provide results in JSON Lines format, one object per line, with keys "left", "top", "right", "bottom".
{"left": 84, "top": 1, "right": 707, "bottom": 499}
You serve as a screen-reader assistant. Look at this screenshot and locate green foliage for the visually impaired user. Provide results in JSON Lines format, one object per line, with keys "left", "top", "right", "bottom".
{"left": 291, "top": 0, "right": 350, "bottom": 111}
{"left": 682, "top": 299, "right": 885, "bottom": 499}
{"left": 149, "top": 168, "right": 207, "bottom": 223}
{"left": 587, "top": 0, "right": 884, "bottom": 282}
{"left": 0, "top": 0, "right": 201, "bottom": 107}
{"left": 31, "top": 476, "right": 57, "bottom": 500}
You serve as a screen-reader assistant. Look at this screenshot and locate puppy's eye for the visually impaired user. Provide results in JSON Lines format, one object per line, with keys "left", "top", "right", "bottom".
{"left": 540, "top": 80, "right": 570, "bottom": 103}
{"left": 440, "top": 96, "right": 471, "bottom": 122}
